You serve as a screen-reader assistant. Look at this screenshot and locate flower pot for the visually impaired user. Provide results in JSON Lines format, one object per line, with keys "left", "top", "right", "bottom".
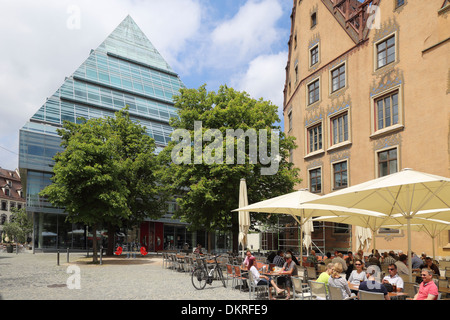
{"left": 6, "top": 245, "right": 13, "bottom": 253}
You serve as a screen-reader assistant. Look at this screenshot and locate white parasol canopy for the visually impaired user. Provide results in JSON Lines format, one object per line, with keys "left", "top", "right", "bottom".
{"left": 233, "top": 189, "right": 388, "bottom": 265}
{"left": 305, "top": 168, "right": 450, "bottom": 281}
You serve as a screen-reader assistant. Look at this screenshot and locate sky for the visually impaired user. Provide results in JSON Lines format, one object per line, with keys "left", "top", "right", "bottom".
{"left": 0, "top": 0, "right": 293, "bottom": 171}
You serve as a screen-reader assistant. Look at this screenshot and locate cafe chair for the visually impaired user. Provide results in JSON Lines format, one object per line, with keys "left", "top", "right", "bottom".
{"left": 292, "top": 276, "right": 312, "bottom": 300}
{"left": 233, "top": 265, "right": 248, "bottom": 292}
{"left": 328, "top": 285, "right": 357, "bottom": 300}
{"left": 247, "top": 271, "right": 269, "bottom": 300}
{"left": 308, "top": 280, "right": 329, "bottom": 300}
{"left": 226, "top": 264, "right": 236, "bottom": 289}
{"left": 306, "top": 267, "right": 317, "bottom": 280}
{"left": 403, "top": 282, "right": 418, "bottom": 298}
{"left": 358, "top": 290, "right": 385, "bottom": 300}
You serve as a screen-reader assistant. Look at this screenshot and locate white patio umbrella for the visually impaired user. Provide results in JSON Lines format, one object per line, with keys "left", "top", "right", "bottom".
{"left": 383, "top": 216, "right": 450, "bottom": 260}
{"left": 238, "top": 178, "right": 250, "bottom": 256}
{"left": 233, "top": 189, "right": 388, "bottom": 266}
{"left": 305, "top": 168, "right": 450, "bottom": 281}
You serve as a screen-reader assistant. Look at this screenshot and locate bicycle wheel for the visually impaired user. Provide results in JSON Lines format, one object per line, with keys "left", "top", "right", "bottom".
{"left": 191, "top": 267, "right": 207, "bottom": 290}
{"left": 217, "top": 267, "right": 226, "bottom": 288}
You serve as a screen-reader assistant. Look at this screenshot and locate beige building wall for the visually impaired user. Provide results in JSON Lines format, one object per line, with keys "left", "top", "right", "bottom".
{"left": 284, "top": 0, "right": 450, "bottom": 258}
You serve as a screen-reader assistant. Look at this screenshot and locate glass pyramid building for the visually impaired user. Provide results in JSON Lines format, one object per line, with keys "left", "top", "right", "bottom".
{"left": 19, "top": 16, "right": 185, "bottom": 250}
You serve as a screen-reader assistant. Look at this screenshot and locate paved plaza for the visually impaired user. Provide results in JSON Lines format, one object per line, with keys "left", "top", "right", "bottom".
{"left": 0, "top": 251, "right": 251, "bottom": 300}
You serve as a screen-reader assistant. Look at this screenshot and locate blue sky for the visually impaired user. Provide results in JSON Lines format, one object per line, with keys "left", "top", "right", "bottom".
{"left": 0, "top": 0, "right": 292, "bottom": 171}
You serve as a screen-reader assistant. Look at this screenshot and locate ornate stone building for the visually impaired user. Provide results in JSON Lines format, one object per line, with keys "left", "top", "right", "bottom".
{"left": 284, "top": 0, "right": 450, "bottom": 256}
{"left": 0, "top": 168, "right": 26, "bottom": 239}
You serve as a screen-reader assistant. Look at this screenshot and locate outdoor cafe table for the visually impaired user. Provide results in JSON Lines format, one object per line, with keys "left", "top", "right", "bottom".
{"left": 349, "top": 283, "right": 409, "bottom": 299}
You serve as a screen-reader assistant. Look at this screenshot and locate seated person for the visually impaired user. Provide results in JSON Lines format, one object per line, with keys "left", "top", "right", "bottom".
{"left": 347, "top": 259, "right": 367, "bottom": 285}
{"left": 316, "top": 263, "right": 333, "bottom": 293}
{"left": 248, "top": 257, "right": 284, "bottom": 300}
{"left": 272, "top": 250, "right": 285, "bottom": 268}
{"left": 414, "top": 268, "right": 439, "bottom": 300}
{"left": 193, "top": 244, "right": 203, "bottom": 254}
{"left": 424, "top": 257, "right": 440, "bottom": 277}
{"left": 358, "top": 266, "right": 390, "bottom": 300}
{"left": 382, "top": 263, "right": 404, "bottom": 292}
{"left": 243, "top": 250, "right": 254, "bottom": 269}
{"left": 277, "top": 253, "right": 298, "bottom": 300}
{"left": 328, "top": 263, "right": 355, "bottom": 300}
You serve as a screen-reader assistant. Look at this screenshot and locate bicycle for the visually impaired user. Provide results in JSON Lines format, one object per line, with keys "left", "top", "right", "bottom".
{"left": 191, "top": 254, "right": 226, "bottom": 290}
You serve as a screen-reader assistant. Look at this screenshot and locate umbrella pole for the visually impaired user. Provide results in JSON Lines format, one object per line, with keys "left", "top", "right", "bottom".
{"left": 300, "top": 217, "right": 304, "bottom": 267}
{"left": 406, "top": 217, "right": 413, "bottom": 283}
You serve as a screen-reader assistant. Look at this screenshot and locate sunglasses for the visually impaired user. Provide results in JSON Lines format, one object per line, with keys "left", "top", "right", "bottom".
{"left": 355, "top": 264, "right": 362, "bottom": 266}
{"left": 388, "top": 268, "right": 395, "bottom": 270}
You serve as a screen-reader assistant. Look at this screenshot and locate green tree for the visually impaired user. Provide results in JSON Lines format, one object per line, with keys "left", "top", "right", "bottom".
{"left": 158, "top": 85, "right": 300, "bottom": 252}
{"left": 3, "top": 207, "right": 33, "bottom": 244}
{"left": 40, "top": 109, "right": 165, "bottom": 262}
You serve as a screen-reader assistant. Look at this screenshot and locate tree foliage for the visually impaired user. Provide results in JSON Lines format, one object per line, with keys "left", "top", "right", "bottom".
{"left": 2, "top": 207, "right": 33, "bottom": 244}
{"left": 40, "top": 108, "right": 165, "bottom": 262}
{"left": 158, "top": 85, "right": 301, "bottom": 251}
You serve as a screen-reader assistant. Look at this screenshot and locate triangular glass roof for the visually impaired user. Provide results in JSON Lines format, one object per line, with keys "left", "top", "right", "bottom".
{"left": 21, "top": 15, "right": 184, "bottom": 147}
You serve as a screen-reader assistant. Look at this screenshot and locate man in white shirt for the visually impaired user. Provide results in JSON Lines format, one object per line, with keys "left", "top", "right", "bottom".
{"left": 382, "top": 263, "right": 404, "bottom": 292}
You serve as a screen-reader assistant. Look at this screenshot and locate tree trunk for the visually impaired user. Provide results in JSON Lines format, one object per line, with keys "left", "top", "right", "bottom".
{"left": 91, "top": 224, "right": 98, "bottom": 263}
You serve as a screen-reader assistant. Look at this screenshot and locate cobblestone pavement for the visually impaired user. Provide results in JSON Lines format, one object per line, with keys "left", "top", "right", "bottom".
{"left": 0, "top": 251, "right": 255, "bottom": 300}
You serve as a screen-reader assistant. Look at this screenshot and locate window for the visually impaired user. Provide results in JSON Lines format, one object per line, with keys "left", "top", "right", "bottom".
{"left": 309, "top": 168, "right": 322, "bottom": 193}
{"left": 311, "top": 12, "right": 317, "bottom": 28}
{"left": 333, "top": 223, "right": 350, "bottom": 234}
{"left": 1, "top": 201, "right": 6, "bottom": 211}
{"left": 308, "top": 79, "right": 320, "bottom": 105}
{"left": 378, "top": 148, "right": 398, "bottom": 177}
{"left": 310, "top": 45, "right": 319, "bottom": 66}
{"left": 308, "top": 123, "right": 322, "bottom": 153}
{"left": 377, "top": 35, "right": 395, "bottom": 69}
{"left": 288, "top": 111, "right": 293, "bottom": 131}
{"left": 331, "top": 112, "right": 348, "bottom": 146}
{"left": 331, "top": 64, "right": 346, "bottom": 92}
{"left": 294, "top": 64, "right": 299, "bottom": 83}
{"left": 396, "top": 0, "right": 405, "bottom": 7}
{"left": 333, "top": 161, "right": 348, "bottom": 189}
{"left": 375, "top": 91, "right": 399, "bottom": 130}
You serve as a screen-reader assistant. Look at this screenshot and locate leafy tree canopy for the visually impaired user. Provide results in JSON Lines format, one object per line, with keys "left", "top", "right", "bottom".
{"left": 158, "top": 85, "right": 301, "bottom": 247}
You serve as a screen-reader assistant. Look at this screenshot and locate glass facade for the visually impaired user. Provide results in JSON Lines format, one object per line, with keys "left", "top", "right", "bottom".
{"left": 19, "top": 16, "right": 193, "bottom": 250}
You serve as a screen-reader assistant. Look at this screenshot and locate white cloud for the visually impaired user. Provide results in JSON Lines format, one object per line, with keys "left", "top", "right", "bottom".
{"left": 231, "top": 51, "right": 288, "bottom": 117}
{"left": 206, "top": 0, "right": 284, "bottom": 70}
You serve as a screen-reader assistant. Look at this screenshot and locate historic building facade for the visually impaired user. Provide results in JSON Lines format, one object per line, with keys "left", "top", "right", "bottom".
{"left": 284, "top": 0, "right": 450, "bottom": 256}
{"left": 0, "top": 168, "right": 26, "bottom": 239}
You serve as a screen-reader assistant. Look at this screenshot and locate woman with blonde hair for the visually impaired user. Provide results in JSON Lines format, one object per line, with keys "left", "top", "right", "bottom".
{"left": 328, "top": 263, "right": 354, "bottom": 299}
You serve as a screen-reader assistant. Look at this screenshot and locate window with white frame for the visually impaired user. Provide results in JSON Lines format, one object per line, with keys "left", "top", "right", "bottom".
{"left": 308, "top": 123, "right": 323, "bottom": 153}
{"left": 333, "top": 161, "right": 348, "bottom": 190}
{"left": 310, "top": 45, "right": 319, "bottom": 66}
{"left": 375, "top": 91, "right": 399, "bottom": 131}
{"left": 330, "top": 112, "right": 348, "bottom": 146}
{"left": 378, "top": 147, "right": 398, "bottom": 177}
{"left": 308, "top": 79, "right": 320, "bottom": 105}
{"left": 309, "top": 167, "right": 322, "bottom": 193}
{"left": 376, "top": 35, "right": 396, "bottom": 69}
{"left": 331, "top": 64, "right": 346, "bottom": 93}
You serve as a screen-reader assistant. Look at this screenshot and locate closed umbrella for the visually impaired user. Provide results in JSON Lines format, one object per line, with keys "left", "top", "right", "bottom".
{"left": 305, "top": 168, "right": 450, "bottom": 281}
{"left": 233, "top": 189, "right": 387, "bottom": 266}
{"left": 238, "top": 178, "right": 250, "bottom": 256}
{"left": 303, "top": 219, "right": 314, "bottom": 256}
{"left": 355, "top": 226, "right": 372, "bottom": 252}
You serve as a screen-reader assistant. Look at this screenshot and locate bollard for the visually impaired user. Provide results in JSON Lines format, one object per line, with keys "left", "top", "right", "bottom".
{"left": 100, "top": 246, "right": 103, "bottom": 265}
{"left": 57, "top": 250, "right": 60, "bottom": 266}
{"left": 67, "top": 248, "right": 70, "bottom": 263}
